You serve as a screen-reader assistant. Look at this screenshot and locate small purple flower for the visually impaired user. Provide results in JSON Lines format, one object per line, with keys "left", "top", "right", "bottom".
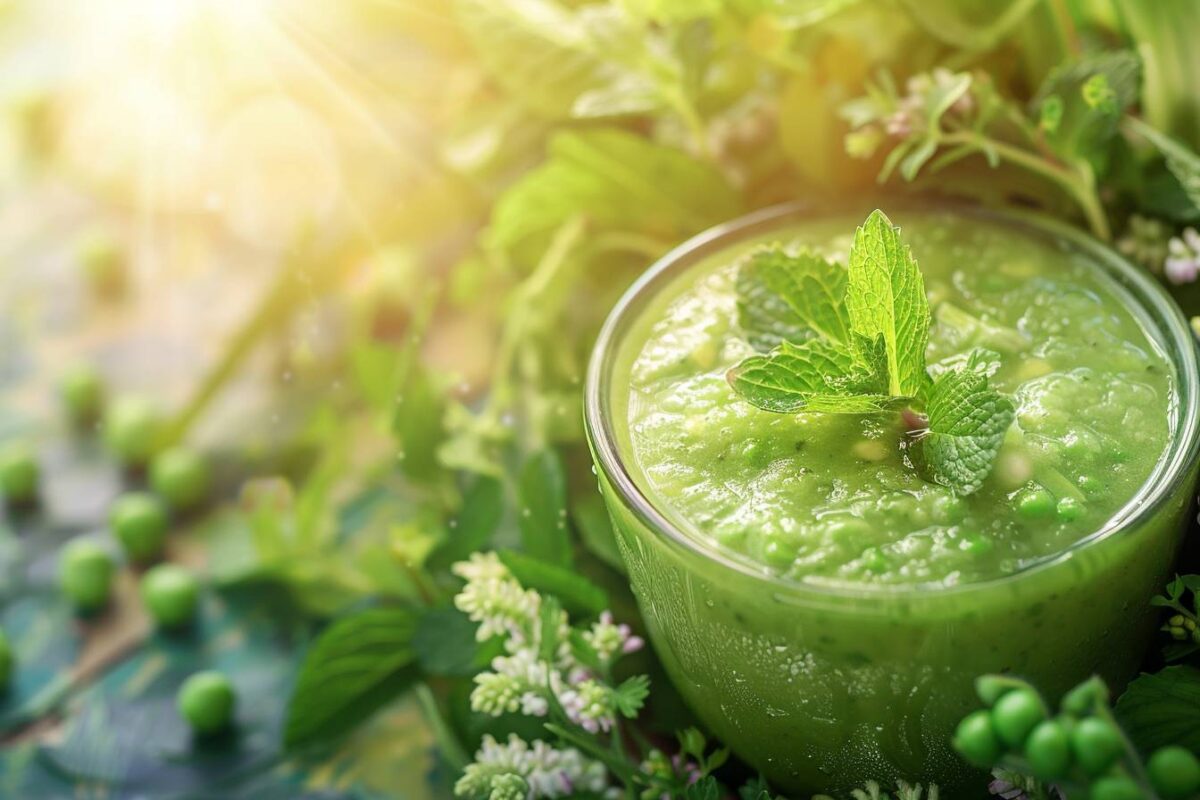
{"left": 1165, "top": 228, "right": 1200, "bottom": 285}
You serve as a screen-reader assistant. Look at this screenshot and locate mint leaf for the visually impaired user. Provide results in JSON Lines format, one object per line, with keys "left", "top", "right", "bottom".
{"left": 737, "top": 247, "right": 850, "bottom": 348}
{"left": 727, "top": 338, "right": 894, "bottom": 414}
{"left": 1115, "top": 665, "right": 1200, "bottom": 755}
{"left": 736, "top": 253, "right": 810, "bottom": 351}
{"left": 845, "top": 210, "right": 931, "bottom": 398}
{"left": 284, "top": 608, "right": 419, "bottom": 751}
{"left": 914, "top": 369, "right": 1015, "bottom": 495}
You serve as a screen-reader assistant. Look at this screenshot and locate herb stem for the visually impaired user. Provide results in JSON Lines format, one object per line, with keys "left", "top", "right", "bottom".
{"left": 938, "top": 131, "right": 1111, "bottom": 240}
{"left": 415, "top": 683, "right": 470, "bottom": 771}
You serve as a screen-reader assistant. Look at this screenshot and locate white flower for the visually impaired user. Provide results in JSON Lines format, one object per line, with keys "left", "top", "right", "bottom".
{"left": 454, "top": 555, "right": 541, "bottom": 642}
{"left": 454, "top": 735, "right": 611, "bottom": 800}
{"left": 520, "top": 692, "right": 549, "bottom": 717}
{"left": 453, "top": 552, "right": 511, "bottom": 583}
{"left": 471, "top": 672, "right": 523, "bottom": 716}
{"left": 1165, "top": 227, "right": 1200, "bottom": 284}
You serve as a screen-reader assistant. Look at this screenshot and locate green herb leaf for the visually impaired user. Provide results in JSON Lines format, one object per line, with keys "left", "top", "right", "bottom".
{"left": 1033, "top": 51, "right": 1141, "bottom": 169}
{"left": 429, "top": 476, "right": 504, "bottom": 571}
{"left": 845, "top": 209, "right": 930, "bottom": 398}
{"left": 284, "top": 608, "right": 420, "bottom": 751}
{"left": 684, "top": 777, "right": 722, "bottom": 800}
{"left": 498, "top": 548, "right": 609, "bottom": 616}
{"left": 392, "top": 364, "right": 447, "bottom": 485}
{"left": 1114, "top": 665, "right": 1200, "bottom": 755}
{"left": 1125, "top": 116, "right": 1200, "bottom": 212}
{"left": 726, "top": 338, "right": 894, "bottom": 414}
{"left": 914, "top": 368, "right": 1015, "bottom": 495}
{"left": 612, "top": 674, "right": 651, "bottom": 718}
{"left": 412, "top": 606, "right": 499, "bottom": 677}
{"left": 737, "top": 247, "right": 850, "bottom": 347}
{"left": 517, "top": 450, "right": 572, "bottom": 567}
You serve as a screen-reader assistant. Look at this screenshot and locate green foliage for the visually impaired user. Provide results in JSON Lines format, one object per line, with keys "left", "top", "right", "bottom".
{"left": 284, "top": 608, "right": 421, "bottom": 752}
{"left": 1033, "top": 51, "right": 1141, "bottom": 170}
{"left": 1152, "top": 574, "right": 1200, "bottom": 662}
{"left": 454, "top": 0, "right": 659, "bottom": 120}
{"left": 845, "top": 210, "right": 930, "bottom": 397}
{"left": 1125, "top": 118, "right": 1200, "bottom": 214}
{"left": 498, "top": 549, "right": 608, "bottom": 616}
{"left": 1114, "top": 666, "right": 1200, "bottom": 756}
{"left": 914, "top": 368, "right": 1015, "bottom": 495}
{"left": 487, "top": 127, "right": 741, "bottom": 257}
{"left": 516, "top": 450, "right": 572, "bottom": 567}
{"left": 728, "top": 209, "right": 1013, "bottom": 494}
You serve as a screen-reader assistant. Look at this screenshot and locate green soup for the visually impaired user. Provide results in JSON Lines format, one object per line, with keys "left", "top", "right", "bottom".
{"left": 629, "top": 210, "right": 1172, "bottom": 586}
{"left": 586, "top": 206, "right": 1200, "bottom": 796}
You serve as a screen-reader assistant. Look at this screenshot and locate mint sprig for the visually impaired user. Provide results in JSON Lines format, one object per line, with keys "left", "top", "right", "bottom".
{"left": 913, "top": 368, "right": 1016, "bottom": 495}
{"left": 727, "top": 209, "right": 1014, "bottom": 495}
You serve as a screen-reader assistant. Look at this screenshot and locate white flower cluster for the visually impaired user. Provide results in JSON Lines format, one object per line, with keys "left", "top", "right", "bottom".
{"left": 452, "top": 553, "right": 644, "bottom": 736}
{"left": 454, "top": 734, "right": 612, "bottom": 800}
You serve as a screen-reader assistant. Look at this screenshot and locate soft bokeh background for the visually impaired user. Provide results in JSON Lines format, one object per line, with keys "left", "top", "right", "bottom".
{"left": 0, "top": 1, "right": 1198, "bottom": 797}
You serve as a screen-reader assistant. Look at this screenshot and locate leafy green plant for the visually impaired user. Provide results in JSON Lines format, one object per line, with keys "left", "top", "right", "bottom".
{"left": 727, "top": 209, "right": 1014, "bottom": 494}
{"left": 1153, "top": 575, "right": 1200, "bottom": 662}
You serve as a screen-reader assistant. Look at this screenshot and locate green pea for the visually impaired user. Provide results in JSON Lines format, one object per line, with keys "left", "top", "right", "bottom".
{"left": 1056, "top": 496, "right": 1083, "bottom": 522}
{"left": 1147, "top": 746, "right": 1200, "bottom": 800}
{"left": 1077, "top": 473, "right": 1104, "bottom": 496}
{"left": 1062, "top": 676, "right": 1109, "bottom": 716}
{"left": 991, "top": 688, "right": 1045, "bottom": 747}
{"left": 140, "top": 565, "right": 199, "bottom": 630}
{"left": 0, "top": 629, "right": 12, "bottom": 692}
{"left": 1090, "top": 776, "right": 1146, "bottom": 800}
{"left": 0, "top": 445, "right": 39, "bottom": 507}
{"left": 1016, "top": 487, "right": 1054, "bottom": 519}
{"left": 861, "top": 546, "right": 889, "bottom": 573}
{"left": 178, "top": 671, "right": 236, "bottom": 735}
{"left": 974, "top": 675, "right": 1015, "bottom": 706}
{"left": 149, "top": 448, "right": 210, "bottom": 512}
{"left": 960, "top": 532, "right": 994, "bottom": 557}
{"left": 110, "top": 492, "right": 168, "bottom": 563}
{"left": 59, "top": 539, "right": 114, "bottom": 613}
{"left": 1025, "top": 720, "right": 1072, "bottom": 779}
{"left": 103, "top": 397, "right": 162, "bottom": 468}
{"left": 60, "top": 365, "right": 105, "bottom": 428}
{"left": 1071, "top": 717, "right": 1125, "bottom": 776}
{"left": 953, "top": 710, "right": 1002, "bottom": 767}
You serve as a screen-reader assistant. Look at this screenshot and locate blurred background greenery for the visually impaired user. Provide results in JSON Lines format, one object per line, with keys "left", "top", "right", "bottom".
{"left": 1, "top": 0, "right": 1199, "bottom": 797}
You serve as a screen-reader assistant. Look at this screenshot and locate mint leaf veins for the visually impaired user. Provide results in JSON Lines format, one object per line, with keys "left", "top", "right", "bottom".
{"left": 914, "top": 368, "right": 1016, "bottom": 495}
{"left": 727, "top": 209, "right": 1015, "bottom": 495}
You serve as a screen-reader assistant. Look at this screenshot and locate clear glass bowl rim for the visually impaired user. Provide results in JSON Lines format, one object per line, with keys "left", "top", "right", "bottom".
{"left": 583, "top": 199, "right": 1200, "bottom": 600}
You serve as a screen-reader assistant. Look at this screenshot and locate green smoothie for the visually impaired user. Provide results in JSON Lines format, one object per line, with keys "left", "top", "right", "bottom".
{"left": 630, "top": 210, "right": 1171, "bottom": 586}
{"left": 585, "top": 206, "right": 1200, "bottom": 796}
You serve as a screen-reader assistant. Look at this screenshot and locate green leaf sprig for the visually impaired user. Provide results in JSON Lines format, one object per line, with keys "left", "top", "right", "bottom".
{"left": 727, "top": 209, "right": 1016, "bottom": 495}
